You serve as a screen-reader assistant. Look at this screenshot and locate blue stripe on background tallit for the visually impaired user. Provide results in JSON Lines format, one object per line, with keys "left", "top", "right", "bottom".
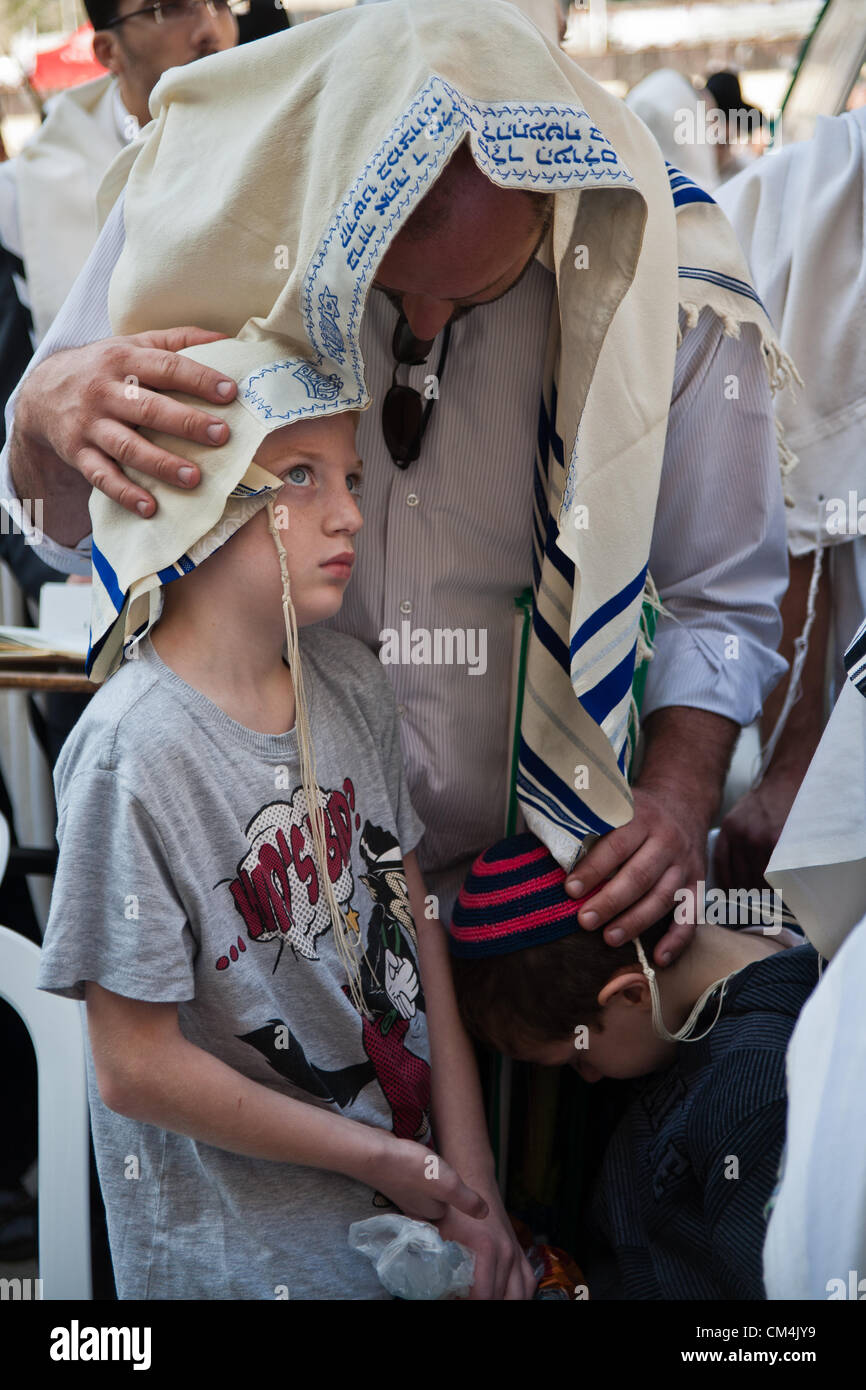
{"left": 844, "top": 614, "right": 866, "bottom": 696}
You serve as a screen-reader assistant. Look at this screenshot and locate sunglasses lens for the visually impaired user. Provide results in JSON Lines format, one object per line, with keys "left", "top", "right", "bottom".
{"left": 382, "top": 385, "right": 424, "bottom": 464}
{"left": 392, "top": 316, "right": 434, "bottom": 366}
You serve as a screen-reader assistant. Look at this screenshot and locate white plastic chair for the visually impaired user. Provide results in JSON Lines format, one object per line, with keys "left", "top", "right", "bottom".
{"left": 0, "top": 810, "right": 10, "bottom": 882}
{"left": 0, "top": 925, "right": 91, "bottom": 1298}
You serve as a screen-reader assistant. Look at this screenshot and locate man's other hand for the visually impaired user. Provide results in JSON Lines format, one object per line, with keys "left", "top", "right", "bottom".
{"left": 564, "top": 785, "right": 706, "bottom": 966}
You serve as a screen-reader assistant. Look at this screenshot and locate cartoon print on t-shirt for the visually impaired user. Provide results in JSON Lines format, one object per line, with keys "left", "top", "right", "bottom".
{"left": 220, "top": 786, "right": 430, "bottom": 1142}
{"left": 355, "top": 819, "right": 426, "bottom": 1026}
{"left": 218, "top": 779, "right": 358, "bottom": 972}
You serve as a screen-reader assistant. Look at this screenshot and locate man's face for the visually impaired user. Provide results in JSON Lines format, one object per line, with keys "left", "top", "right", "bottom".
{"left": 96, "top": 0, "right": 237, "bottom": 120}
{"left": 373, "top": 187, "right": 550, "bottom": 341}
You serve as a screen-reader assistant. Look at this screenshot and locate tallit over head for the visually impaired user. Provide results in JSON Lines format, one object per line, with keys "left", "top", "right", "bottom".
{"left": 89, "top": 0, "right": 792, "bottom": 870}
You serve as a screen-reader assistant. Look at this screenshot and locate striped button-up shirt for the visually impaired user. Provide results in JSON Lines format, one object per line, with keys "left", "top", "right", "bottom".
{"left": 0, "top": 195, "right": 788, "bottom": 919}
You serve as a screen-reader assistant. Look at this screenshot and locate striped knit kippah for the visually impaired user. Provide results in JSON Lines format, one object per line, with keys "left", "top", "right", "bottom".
{"left": 449, "top": 833, "right": 600, "bottom": 959}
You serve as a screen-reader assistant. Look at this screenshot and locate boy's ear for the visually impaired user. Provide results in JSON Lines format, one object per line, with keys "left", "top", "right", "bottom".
{"left": 597, "top": 970, "right": 649, "bottom": 1011}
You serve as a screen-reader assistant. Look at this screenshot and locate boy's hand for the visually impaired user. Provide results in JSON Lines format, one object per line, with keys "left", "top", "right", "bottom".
{"left": 435, "top": 1176, "right": 537, "bottom": 1300}
{"left": 367, "top": 1136, "right": 489, "bottom": 1225}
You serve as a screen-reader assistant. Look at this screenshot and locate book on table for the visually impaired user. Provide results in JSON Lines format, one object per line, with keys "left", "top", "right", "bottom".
{"left": 0, "top": 583, "right": 90, "bottom": 662}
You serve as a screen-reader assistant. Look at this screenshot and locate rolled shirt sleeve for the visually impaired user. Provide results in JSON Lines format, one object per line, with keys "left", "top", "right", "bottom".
{"left": 641, "top": 306, "right": 789, "bottom": 726}
{"left": 0, "top": 193, "right": 126, "bottom": 575}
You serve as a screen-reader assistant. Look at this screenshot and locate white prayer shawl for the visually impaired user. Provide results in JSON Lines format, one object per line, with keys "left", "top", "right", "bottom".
{"left": 765, "top": 617, "right": 866, "bottom": 959}
{"left": 16, "top": 75, "right": 127, "bottom": 344}
{"left": 89, "top": 0, "right": 794, "bottom": 871}
{"left": 717, "top": 109, "right": 866, "bottom": 558}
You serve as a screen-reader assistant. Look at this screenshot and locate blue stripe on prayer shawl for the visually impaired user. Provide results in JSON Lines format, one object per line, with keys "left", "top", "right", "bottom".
{"left": 157, "top": 553, "right": 197, "bottom": 585}
{"left": 537, "top": 395, "right": 551, "bottom": 473}
{"left": 518, "top": 739, "right": 614, "bottom": 837}
{"left": 533, "top": 604, "right": 570, "bottom": 670}
{"left": 84, "top": 623, "right": 111, "bottom": 677}
{"left": 678, "top": 265, "right": 766, "bottom": 313}
{"left": 544, "top": 514, "right": 575, "bottom": 587}
{"left": 547, "top": 383, "right": 564, "bottom": 466}
{"left": 673, "top": 185, "right": 716, "bottom": 208}
{"left": 517, "top": 779, "right": 599, "bottom": 841}
{"left": 532, "top": 514, "right": 545, "bottom": 573}
{"left": 91, "top": 542, "right": 125, "bottom": 613}
{"left": 532, "top": 459, "right": 548, "bottom": 520}
{"left": 665, "top": 161, "right": 717, "bottom": 205}
{"left": 571, "top": 565, "right": 647, "bottom": 659}
{"left": 532, "top": 506, "right": 545, "bottom": 552}
{"left": 578, "top": 642, "right": 637, "bottom": 726}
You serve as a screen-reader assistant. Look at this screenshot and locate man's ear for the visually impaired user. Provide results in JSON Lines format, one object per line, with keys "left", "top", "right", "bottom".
{"left": 93, "top": 32, "right": 119, "bottom": 74}
{"left": 597, "top": 970, "right": 649, "bottom": 1011}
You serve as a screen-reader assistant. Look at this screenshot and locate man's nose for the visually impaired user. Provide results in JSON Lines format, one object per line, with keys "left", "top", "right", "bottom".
{"left": 400, "top": 294, "right": 455, "bottom": 341}
{"left": 189, "top": 3, "right": 228, "bottom": 45}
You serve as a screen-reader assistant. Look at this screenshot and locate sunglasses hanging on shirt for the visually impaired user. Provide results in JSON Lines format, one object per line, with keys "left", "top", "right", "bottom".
{"left": 381, "top": 312, "right": 453, "bottom": 468}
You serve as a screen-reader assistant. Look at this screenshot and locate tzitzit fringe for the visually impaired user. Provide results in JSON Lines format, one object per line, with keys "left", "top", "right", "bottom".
{"left": 266, "top": 497, "right": 371, "bottom": 1017}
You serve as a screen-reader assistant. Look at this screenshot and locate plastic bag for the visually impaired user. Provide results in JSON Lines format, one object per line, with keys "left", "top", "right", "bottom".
{"left": 348, "top": 1214, "right": 476, "bottom": 1300}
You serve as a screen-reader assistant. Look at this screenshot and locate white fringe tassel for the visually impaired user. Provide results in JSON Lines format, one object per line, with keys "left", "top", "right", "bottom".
{"left": 266, "top": 497, "right": 373, "bottom": 1017}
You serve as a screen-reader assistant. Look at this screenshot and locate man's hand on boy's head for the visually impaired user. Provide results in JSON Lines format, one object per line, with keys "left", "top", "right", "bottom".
{"left": 16, "top": 326, "right": 237, "bottom": 518}
{"left": 564, "top": 784, "right": 704, "bottom": 966}
{"left": 564, "top": 705, "right": 735, "bottom": 965}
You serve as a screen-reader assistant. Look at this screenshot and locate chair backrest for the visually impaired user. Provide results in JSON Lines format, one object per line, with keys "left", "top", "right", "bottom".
{"left": 0, "top": 809, "right": 10, "bottom": 882}
{"left": 0, "top": 926, "right": 91, "bottom": 1299}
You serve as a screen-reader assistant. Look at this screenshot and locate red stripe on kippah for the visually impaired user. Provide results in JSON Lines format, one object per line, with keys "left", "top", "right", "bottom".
{"left": 452, "top": 883, "right": 603, "bottom": 940}
{"left": 472, "top": 846, "right": 550, "bottom": 876}
{"left": 463, "top": 867, "right": 566, "bottom": 906}
{"left": 452, "top": 895, "right": 600, "bottom": 940}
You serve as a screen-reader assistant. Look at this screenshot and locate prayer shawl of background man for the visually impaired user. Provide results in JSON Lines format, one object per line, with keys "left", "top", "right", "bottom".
{"left": 87, "top": 0, "right": 796, "bottom": 872}
{"left": 718, "top": 108, "right": 866, "bottom": 559}
{"left": 14, "top": 75, "right": 128, "bottom": 344}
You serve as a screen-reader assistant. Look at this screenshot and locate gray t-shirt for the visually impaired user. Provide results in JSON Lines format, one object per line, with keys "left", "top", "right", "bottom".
{"left": 38, "top": 628, "right": 428, "bottom": 1300}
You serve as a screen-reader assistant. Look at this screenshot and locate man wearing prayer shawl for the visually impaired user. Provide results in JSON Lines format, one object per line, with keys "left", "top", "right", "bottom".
{"left": 1, "top": 0, "right": 796, "bottom": 959}
{"left": 715, "top": 107, "right": 866, "bottom": 894}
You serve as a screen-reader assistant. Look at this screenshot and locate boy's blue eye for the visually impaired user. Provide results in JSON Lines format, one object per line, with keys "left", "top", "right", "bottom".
{"left": 347, "top": 475, "right": 362, "bottom": 495}
{"left": 287, "top": 466, "right": 311, "bottom": 486}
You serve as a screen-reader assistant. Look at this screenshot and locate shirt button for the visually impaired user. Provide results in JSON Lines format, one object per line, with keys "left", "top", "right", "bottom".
{"left": 399, "top": 600, "right": 412, "bottom": 615}
{"left": 396, "top": 704, "right": 407, "bottom": 718}
{"left": 406, "top": 493, "right": 419, "bottom": 507}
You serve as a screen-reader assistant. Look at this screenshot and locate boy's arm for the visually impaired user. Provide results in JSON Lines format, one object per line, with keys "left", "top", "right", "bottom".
{"left": 403, "top": 850, "right": 537, "bottom": 1301}
{"left": 85, "top": 980, "right": 487, "bottom": 1226}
